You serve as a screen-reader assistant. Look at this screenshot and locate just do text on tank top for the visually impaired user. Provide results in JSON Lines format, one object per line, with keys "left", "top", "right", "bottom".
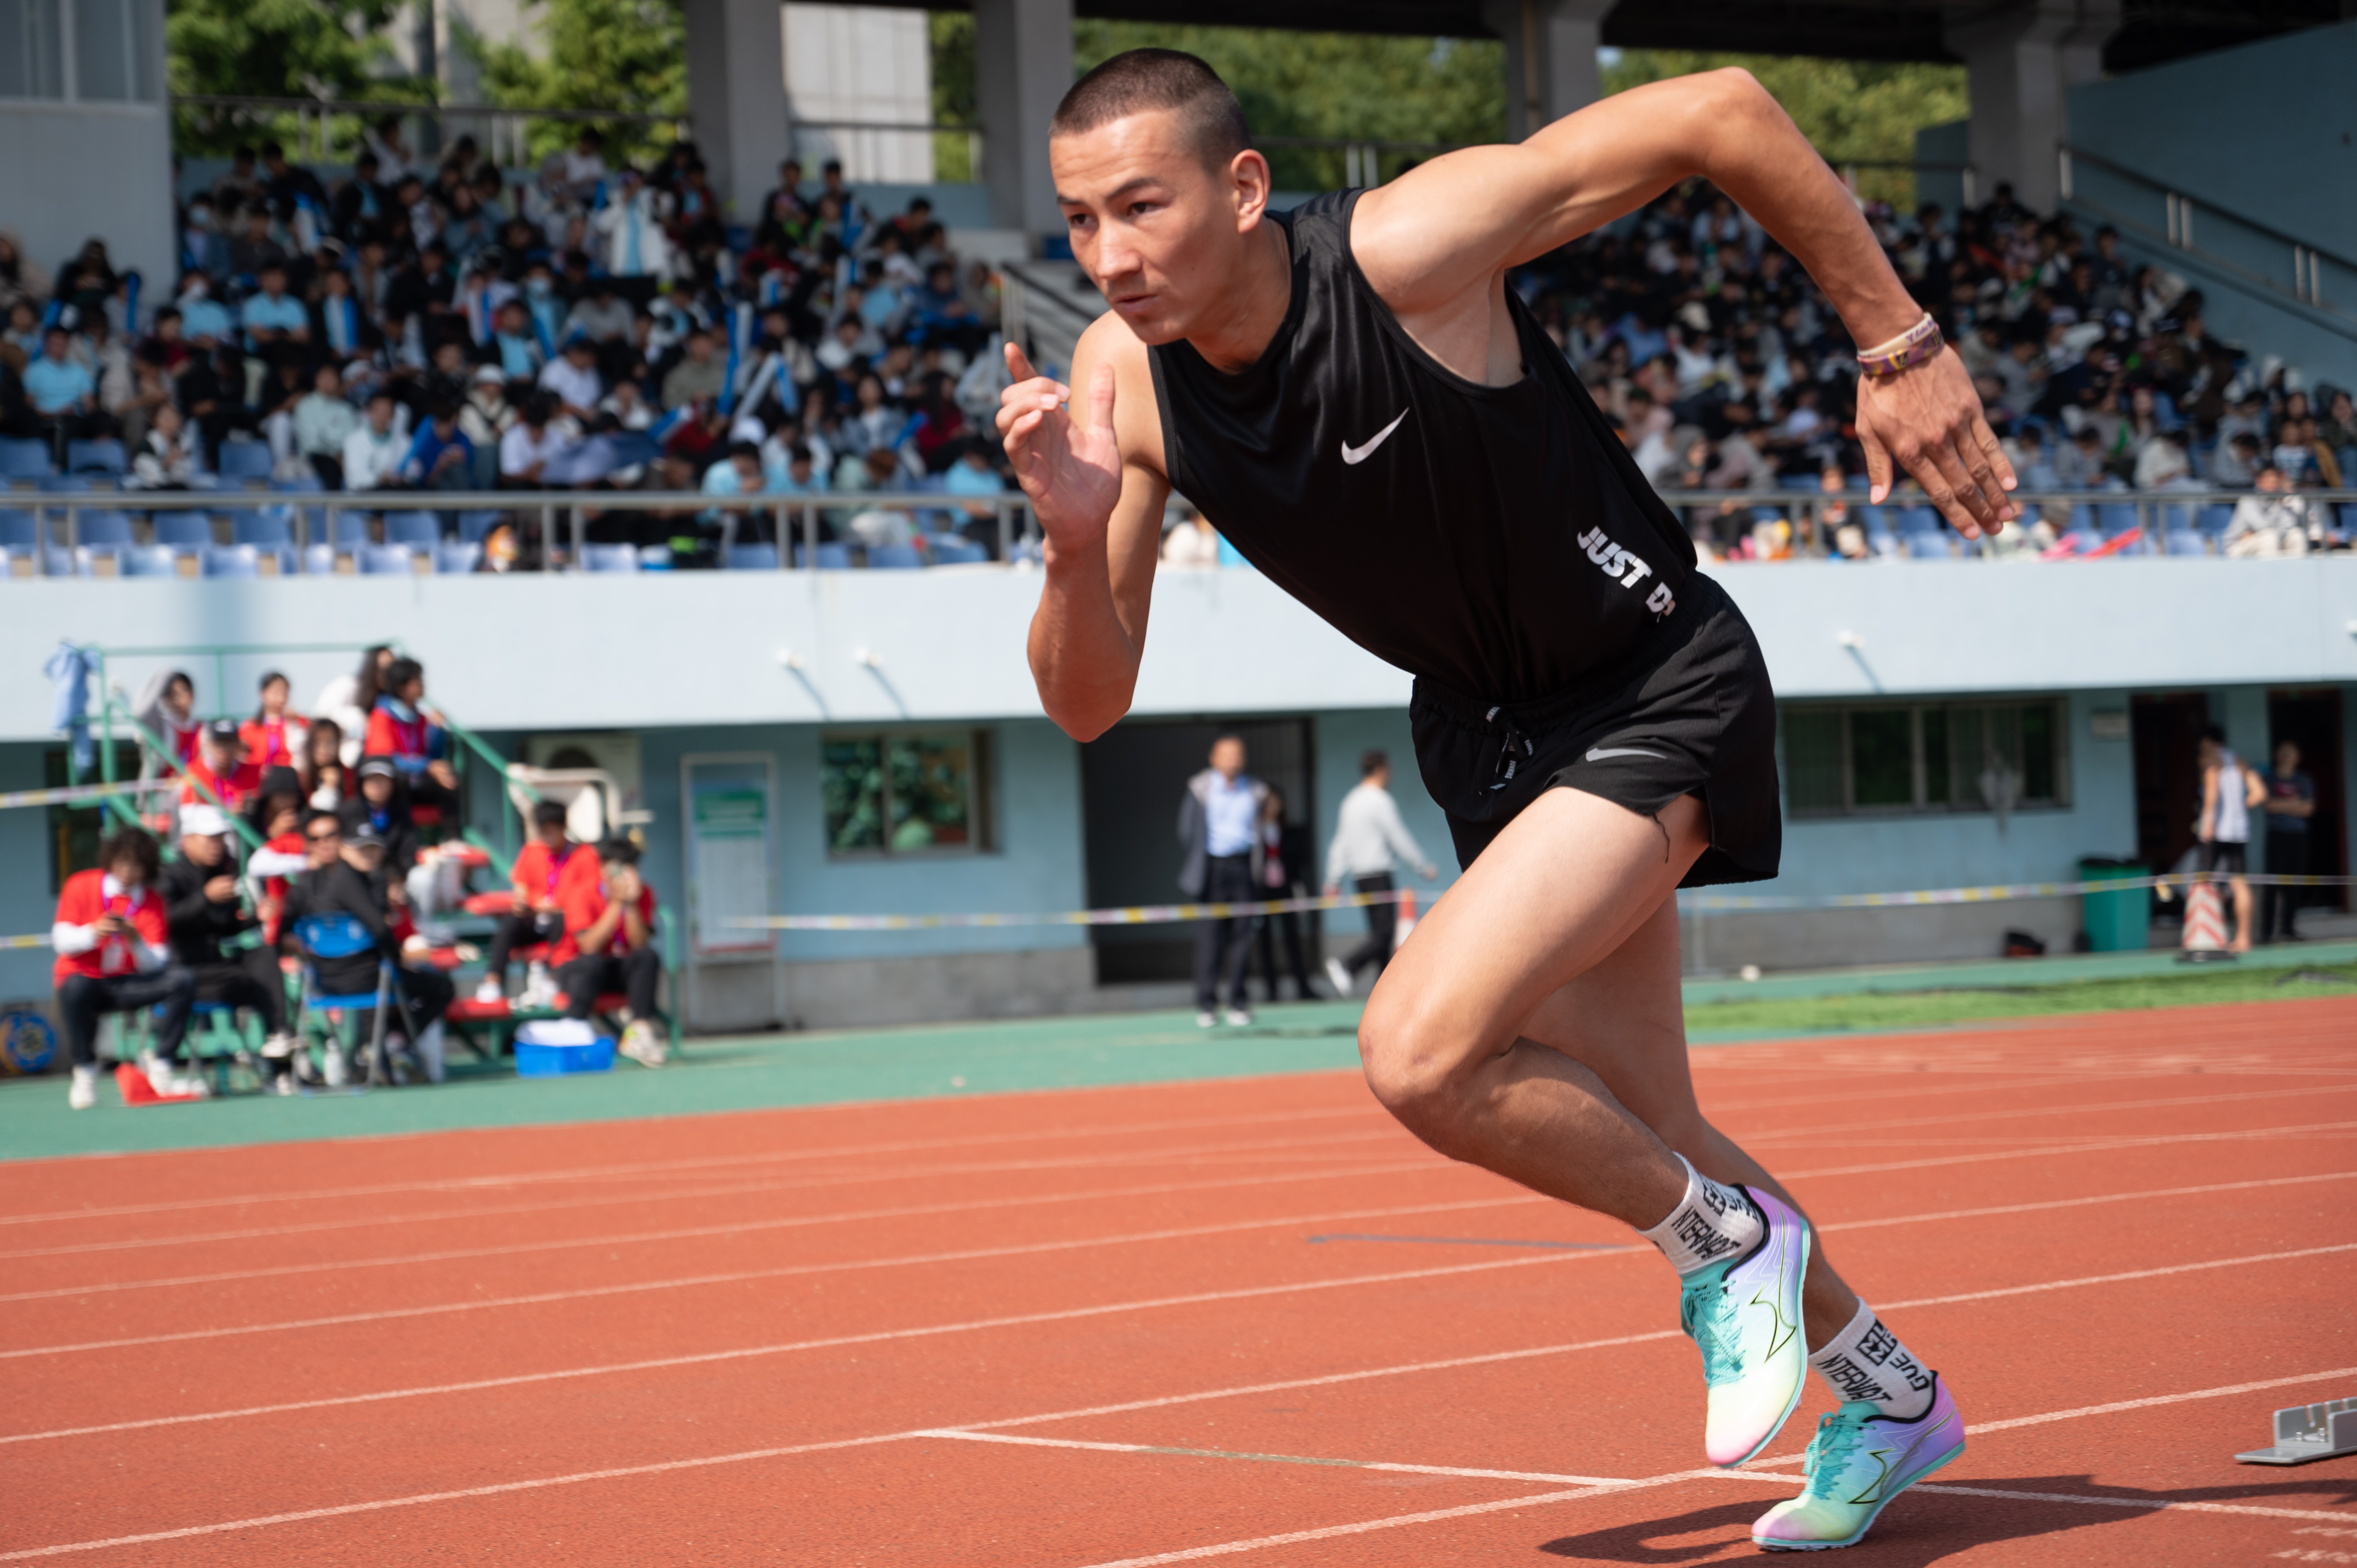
{"left": 1147, "top": 189, "right": 1697, "bottom": 707}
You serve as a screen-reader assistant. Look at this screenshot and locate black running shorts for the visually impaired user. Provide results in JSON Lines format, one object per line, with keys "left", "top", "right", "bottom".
{"left": 2199, "top": 840, "right": 2247, "bottom": 876}
{"left": 1408, "top": 571, "right": 1781, "bottom": 889}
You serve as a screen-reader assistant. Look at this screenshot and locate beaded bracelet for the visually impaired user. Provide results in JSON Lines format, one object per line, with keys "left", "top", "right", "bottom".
{"left": 1856, "top": 313, "right": 1943, "bottom": 378}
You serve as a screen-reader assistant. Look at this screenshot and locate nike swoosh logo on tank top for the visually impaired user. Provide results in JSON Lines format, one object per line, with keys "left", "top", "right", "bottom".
{"left": 1341, "top": 408, "right": 1409, "bottom": 465}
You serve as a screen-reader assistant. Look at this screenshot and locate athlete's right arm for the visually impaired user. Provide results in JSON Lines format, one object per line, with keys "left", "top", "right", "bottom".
{"left": 999, "top": 320, "right": 1169, "bottom": 741}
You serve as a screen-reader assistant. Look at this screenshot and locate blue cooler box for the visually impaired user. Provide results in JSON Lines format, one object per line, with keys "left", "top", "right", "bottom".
{"left": 514, "top": 1020, "right": 615, "bottom": 1076}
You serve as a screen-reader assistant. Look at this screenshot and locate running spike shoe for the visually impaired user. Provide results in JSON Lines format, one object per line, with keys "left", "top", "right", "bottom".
{"left": 1679, "top": 1185, "right": 1811, "bottom": 1467}
{"left": 1751, "top": 1375, "right": 1965, "bottom": 1551}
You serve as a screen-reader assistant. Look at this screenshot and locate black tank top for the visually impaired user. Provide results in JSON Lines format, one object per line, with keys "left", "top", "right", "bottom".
{"left": 1149, "top": 189, "right": 1696, "bottom": 706}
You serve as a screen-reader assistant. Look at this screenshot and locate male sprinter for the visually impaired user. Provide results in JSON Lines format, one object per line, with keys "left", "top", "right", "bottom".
{"left": 1002, "top": 52, "right": 2008, "bottom": 1551}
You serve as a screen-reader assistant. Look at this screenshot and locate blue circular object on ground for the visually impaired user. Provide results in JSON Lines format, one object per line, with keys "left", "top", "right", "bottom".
{"left": 0, "top": 1011, "right": 57, "bottom": 1076}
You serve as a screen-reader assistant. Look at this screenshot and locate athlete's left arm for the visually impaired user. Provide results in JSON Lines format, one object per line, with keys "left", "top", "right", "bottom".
{"left": 1351, "top": 68, "right": 2015, "bottom": 536}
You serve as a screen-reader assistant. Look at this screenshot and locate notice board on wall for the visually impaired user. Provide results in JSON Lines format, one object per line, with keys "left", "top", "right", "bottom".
{"left": 681, "top": 754, "right": 774, "bottom": 957}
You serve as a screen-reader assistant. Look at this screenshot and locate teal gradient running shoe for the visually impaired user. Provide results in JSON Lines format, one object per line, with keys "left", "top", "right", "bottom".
{"left": 1751, "top": 1375, "right": 1965, "bottom": 1550}
{"left": 1678, "top": 1186, "right": 1810, "bottom": 1466}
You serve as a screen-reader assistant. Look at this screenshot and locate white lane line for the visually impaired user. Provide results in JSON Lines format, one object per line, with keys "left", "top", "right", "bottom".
{"left": 1734, "top": 1081, "right": 2357, "bottom": 1144}
{"left": 1778, "top": 1119, "right": 2357, "bottom": 1180}
{"left": 911, "top": 1429, "right": 1631, "bottom": 1487}
{"left": 1, "top": 1190, "right": 1597, "bottom": 1360}
{"left": 12, "top": 1223, "right": 2329, "bottom": 1450}
{"left": 1912, "top": 1485, "right": 2354, "bottom": 1523}
{"left": 22, "top": 1165, "right": 2351, "bottom": 1359}
{"left": 0, "top": 1129, "right": 1419, "bottom": 1262}
{"left": 0, "top": 1249, "right": 1601, "bottom": 1447}
{"left": 0, "top": 1104, "right": 1391, "bottom": 1227}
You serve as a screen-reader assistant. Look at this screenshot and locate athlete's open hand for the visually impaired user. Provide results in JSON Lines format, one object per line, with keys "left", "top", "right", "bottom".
{"left": 997, "top": 342, "right": 1123, "bottom": 557}
{"left": 1855, "top": 346, "right": 2018, "bottom": 538}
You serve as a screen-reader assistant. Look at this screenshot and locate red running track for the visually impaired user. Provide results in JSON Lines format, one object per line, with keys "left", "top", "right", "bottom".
{"left": 5, "top": 997, "right": 2355, "bottom": 1565}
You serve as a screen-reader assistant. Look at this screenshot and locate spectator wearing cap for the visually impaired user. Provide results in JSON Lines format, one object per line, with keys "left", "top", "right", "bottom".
{"left": 478, "top": 797, "right": 600, "bottom": 1006}
{"left": 181, "top": 720, "right": 264, "bottom": 814}
{"left": 342, "top": 756, "right": 422, "bottom": 875}
{"left": 52, "top": 826, "right": 197, "bottom": 1108}
{"left": 555, "top": 838, "right": 666, "bottom": 1067}
{"left": 159, "top": 802, "right": 298, "bottom": 1078}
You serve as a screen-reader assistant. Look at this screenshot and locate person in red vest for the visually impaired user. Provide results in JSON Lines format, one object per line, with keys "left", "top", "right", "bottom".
{"left": 555, "top": 838, "right": 665, "bottom": 1068}
{"left": 364, "top": 657, "right": 460, "bottom": 828}
{"left": 52, "top": 827, "right": 198, "bottom": 1108}
{"left": 238, "top": 670, "right": 309, "bottom": 771}
{"left": 475, "top": 798, "right": 598, "bottom": 1006}
{"left": 179, "top": 720, "right": 264, "bottom": 814}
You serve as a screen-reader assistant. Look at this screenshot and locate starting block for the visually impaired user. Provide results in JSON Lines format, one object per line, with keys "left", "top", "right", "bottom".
{"left": 2236, "top": 1398, "right": 2357, "bottom": 1465}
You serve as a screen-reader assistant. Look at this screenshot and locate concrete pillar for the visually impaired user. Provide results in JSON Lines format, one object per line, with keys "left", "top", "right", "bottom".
{"left": 973, "top": 0, "right": 1073, "bottom": 237}
{"left": 683, "top": 0, "right": 791, "bottom": 219}
{"left": 1942, "top": 0, "right": 2119, "bottom": 214}
{"left": 1482, "top": 0, "right": 1611, "bottom": 140}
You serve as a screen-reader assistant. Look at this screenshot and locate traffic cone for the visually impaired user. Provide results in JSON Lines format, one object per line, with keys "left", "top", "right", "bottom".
{"left": 1392, "top": 888, "right": 1418, "bottom": 952}
{"left": 2178, "top": 878, "right": 2234, "bottom": 963}
{"left": 114, "top": 1063, "right": 203, "bottom": 1106}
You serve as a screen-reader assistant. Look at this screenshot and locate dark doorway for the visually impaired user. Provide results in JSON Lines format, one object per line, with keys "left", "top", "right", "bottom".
{"left": 1080, "top": 716, "right": 1316, "bottom": 984}
{"left": 2131, "top": 693, "right": 2207, "bottom": 878}
{"left": 2267, "top": 690, "right": 2349, "bottom": 913}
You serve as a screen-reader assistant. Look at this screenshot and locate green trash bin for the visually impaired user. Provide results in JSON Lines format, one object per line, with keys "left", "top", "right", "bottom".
{"left": 2078, "top": 858, "right": 2148, "bottom": 952}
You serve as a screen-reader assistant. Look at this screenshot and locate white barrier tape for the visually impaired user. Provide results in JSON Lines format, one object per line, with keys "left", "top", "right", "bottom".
{"left": 722, "top": 873, "right": 2357, "bottom": 933}
{"left": 1, "top": 934, "right": 52, "bottom": 951}
{"left": 1682, "top": 872, "right": 2357, "bottom": 912}
{"left": 0, "top": 780, "right": 177, "bottom": 812}
{"left": 730, "top": 890, "right": 1408, "bottom": 932}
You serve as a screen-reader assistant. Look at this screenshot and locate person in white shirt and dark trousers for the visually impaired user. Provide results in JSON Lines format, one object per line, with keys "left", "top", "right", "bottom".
{"left": 1177, "top": 736, "right": 1267, "bottom": 1027}
{"left": 1324, "top": 750, "right": 1438, "bottom": 998}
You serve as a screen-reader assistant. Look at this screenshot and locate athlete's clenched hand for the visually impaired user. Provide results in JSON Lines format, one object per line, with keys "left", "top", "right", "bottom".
{"left": 1855, "top": 346, "right": 2018, "bottom": 539}
{"left": 997, "top": 341, "right": 1123, "bottom": 559}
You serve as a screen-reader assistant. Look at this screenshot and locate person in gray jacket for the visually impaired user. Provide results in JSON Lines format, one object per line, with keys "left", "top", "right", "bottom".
{"left": 1177, "top": 735, "right": 1267, "bottom": 1027}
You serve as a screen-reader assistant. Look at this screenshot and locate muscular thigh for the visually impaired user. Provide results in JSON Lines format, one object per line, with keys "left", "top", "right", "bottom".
{"left": 1514, "top": 896, "right": 1708, "bottom": 1141}
{"left": 1363, "top": 786, "right": 1705, "bottom": 1087}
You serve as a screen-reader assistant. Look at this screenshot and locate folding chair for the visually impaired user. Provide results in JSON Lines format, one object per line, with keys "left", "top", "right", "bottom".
{"left": 293, "top": 913, "right": 397, "bottom": 1088}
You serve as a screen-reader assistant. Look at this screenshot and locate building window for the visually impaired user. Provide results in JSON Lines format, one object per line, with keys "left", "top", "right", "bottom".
{"left": 1782, "top": 700, "right": 2068, "bottom": 818}
{"left": 821, "top": 730, "right": 993, "bottom": 856}
{"left": 1, "top": 0, "right": 67, "bottom": 99}
{"left": 0, "top": 0, "right": 155, "bottom": 101}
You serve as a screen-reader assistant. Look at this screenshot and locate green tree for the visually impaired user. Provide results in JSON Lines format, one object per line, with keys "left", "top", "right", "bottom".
{"left": 471, "top": 0, "right": 688, "bottom": 167}
{"left": 930, "top": 11, "right": 977, "bottom": 181}
{"left": 1602, "top": 51, "right": 1967, "bottom": 209}
{"left": 166, "top": 0, "right": 416, "bottom": 155}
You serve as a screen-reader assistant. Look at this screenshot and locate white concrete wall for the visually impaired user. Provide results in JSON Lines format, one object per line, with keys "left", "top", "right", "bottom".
{"left": 0, "top": 104, "right": 173, "bottom": 302}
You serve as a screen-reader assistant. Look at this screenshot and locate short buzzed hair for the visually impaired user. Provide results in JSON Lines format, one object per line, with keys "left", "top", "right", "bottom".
{"left": 1052, "top": 49, "right": 1247, "bottom": 170}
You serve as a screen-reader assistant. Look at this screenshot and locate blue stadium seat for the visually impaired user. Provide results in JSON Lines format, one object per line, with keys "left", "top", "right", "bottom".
{"left": 77, "top": 511, "right": 134, "bottom": 547}
{"left": 2338, "top": 503, "right": 2357, "bottom": 542}
{"left": 724, "top": 543, "right": 781, "bottom": 571}
{"left": 2165, "top": 530, "right": 2210, "bottom": 557}
{"left": 203, "top": 544, "right": 261, "bottom": 578}
{"left": 214, "top": 442, "right": 273, "bottom": 481}
{"left": 46, "top": 545, "right": 92, "bottom": 577}
{"left": 270, "top": 472, "right": 324, "bottom": 494}
{"left": 0, "top": 437, "right": 52, "bottom": 478}
{"left": 37, "top": 474, "right": 92, "bottom": 494}
{"left": 434, "top": 541, "right": 482, "bottom": 574}
{"left": 124, "top": 545, "right": 182, "bottom": 578}
{"left": 1904, "top": 531, "right": 1952, "bottom": 560}
{"left": 1776, "top": 474, "right": 1821, "bottom": 492}
{"left": 583, "top": 543, "right": 639, "bottom": 572}
{"left": 0, "top": 543, "right": 37, "bottom": 578}
{"left": 360, "top": 544, "right": 417, "bottom": 575}
{"left": 2096, "top": 501, "right": 2141, "bottom": 537}
{"left": 1895, "top": 505, "right": 1942, "bottom": 535}
{"left": 0, "top": 509, "right": 38, "bottom": 549}
{"left": 456, "top": 510, "right": 504, "bottom": 545}
{"left": 2196, "top": 504, "right": 2234, "bottom": 538}
{"left": 382, "top": 511, "right": 442, "bottom": 547}
{"left": 637, "top": 544, "right": 673, "bottom": 571}
{"left": 151, "top": 513, "right": 214, "bottom": 550}
{"left": 865, "top": 543, "right": 923, "bottom": 569}
{"left": 328, "top": 512, "right": 374, "bottom": 547}
{"left": 928, "top": 536, "right": 988, "bottom": 565}
{"left": 65, "top": 438, "right": 126, "bottom": 475}
{"left": 302, "top": 543, "right": 342, "bottom": 575}
{"left": 793, "top": 542, "right": 851, "bottom": 570}
{"left": 230, "top": 509, "right": 292, "bottom": 547}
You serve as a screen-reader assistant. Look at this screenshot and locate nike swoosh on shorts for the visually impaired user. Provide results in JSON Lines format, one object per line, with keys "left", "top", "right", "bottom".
{"left": 1585, "top": 746, "right": 1665, "bottom": 761}
{"left": 1341, "top": 409, "right": 1409, "bottom": 465}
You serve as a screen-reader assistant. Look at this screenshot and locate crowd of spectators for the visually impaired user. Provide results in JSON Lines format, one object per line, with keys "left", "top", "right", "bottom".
{"left": 48, "top": 644, "right": 665, "bottom": 1108}
{"left": 1506, "top": 178, "right": 2357, "bottom": 561}
{"left": 0, "top": 121, "right": 1016, "bottom": 569}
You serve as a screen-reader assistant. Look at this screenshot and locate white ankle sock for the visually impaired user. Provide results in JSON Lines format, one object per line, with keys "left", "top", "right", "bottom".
{"left": 1640, "top": 1155, "right": 1764, "bottom": 1276}
{"left": 1809, "top": 1300, "right": 1935, "bottom": 1419}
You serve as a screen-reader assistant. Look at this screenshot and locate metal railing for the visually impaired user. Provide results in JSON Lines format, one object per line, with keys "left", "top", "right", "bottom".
{"left": 1000, "top": 262, "right": 1101, "bottom": 380}
{"left": 9, "top": 488, "right": 1040, "bottom": 573}
{"left": 785, "top": 119, "right": 982, "bottom": 187}
{"left": 2059, "top": 143, "right": 2357, "bottom": 333}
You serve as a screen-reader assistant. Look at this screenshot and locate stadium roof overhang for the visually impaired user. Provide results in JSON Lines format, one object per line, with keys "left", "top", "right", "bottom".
{"left": 909, "top": 0, "right": 2342, "bottom": 74}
